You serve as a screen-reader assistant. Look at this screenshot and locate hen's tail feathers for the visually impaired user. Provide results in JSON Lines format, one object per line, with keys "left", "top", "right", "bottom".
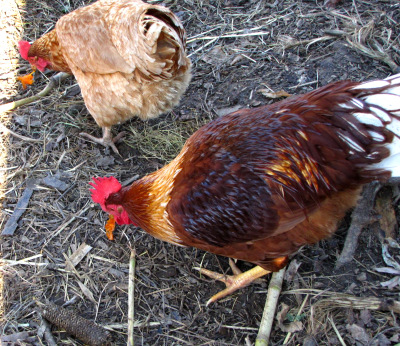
{"left": 350, "top": 73, "right": 400, "bottom": 177}
{"left": 109, "top": 2, "right": 190, "bottom": 81}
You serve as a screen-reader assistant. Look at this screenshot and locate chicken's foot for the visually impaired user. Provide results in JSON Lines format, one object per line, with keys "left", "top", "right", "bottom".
{"left": 80, "top": 126, "right": 126, "bottom": 155}
{"left": 194, "top": 259, "right": 271, "bottom": 306}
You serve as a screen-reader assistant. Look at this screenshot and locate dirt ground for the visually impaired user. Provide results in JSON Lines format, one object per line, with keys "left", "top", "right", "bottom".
{"left": 1, "top": 0, "right": 400, "bottom": 345}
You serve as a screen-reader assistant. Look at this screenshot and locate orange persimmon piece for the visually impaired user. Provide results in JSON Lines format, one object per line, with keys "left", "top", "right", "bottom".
{"left": 17, "top": 71, "right": 35, "bottom": 89}
{"left": 105, "top": 214, "right": 116, "bottom": 241}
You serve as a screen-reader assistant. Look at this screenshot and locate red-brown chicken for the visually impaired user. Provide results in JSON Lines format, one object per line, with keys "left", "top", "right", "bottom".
{"left": 90, "top": 74, "right": 400, "bottom": 304}
{"left": 19, "top": 0, "right": 191, "bottom": 153}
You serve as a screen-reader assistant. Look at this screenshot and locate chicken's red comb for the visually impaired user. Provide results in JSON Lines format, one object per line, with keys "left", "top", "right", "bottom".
{"left": 89, "top": 176, "right": 122, "bottom": 206}
{"left": 18, "top": 41, "right": 31, "bottom": 60}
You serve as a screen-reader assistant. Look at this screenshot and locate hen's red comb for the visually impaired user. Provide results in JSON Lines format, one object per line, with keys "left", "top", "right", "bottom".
{"left": 89, "top": 176, "right": 122, "bottom": 206}
{"left": 18, "top": 41, "right": 31, "bottom": 60}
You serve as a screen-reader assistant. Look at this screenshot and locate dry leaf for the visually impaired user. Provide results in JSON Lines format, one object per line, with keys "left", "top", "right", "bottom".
{"left": 77, "top": 280, "right": 97, "bottom": 304}
{"left": 380, "top": 276, "right": 400, "bottom": 289}
{"left": 276, "top": 303, "right": 303, "bottom": 333}
{"left": 276, "top": 303, "right": 290, "bottom": 324}
{"left": 346, "top": 323, "right": 370, "bottom": 344}
{"left": 201, "top": 46, "right": 229, "bottom": 65}
{"left": 359, "top": 309, "right": 372, "bottom": 327}
{"left": 382, "top": 242, "right": 400, "bottom": 270}
{"left": 215, "top": 105, "right": 243, "bottom": 117}
{"left": 374, "top": 267, "right": 400, "bottom": 275}
{"left": 258, "top": 89, "right": 291, "bottom": 99}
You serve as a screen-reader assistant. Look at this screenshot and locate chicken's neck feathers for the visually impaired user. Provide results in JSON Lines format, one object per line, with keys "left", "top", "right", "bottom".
{"left": 124, "top": 148, "right": 188, "bottom": 246}
{"left": 29, "top": 30, "right": 70, "bottom": 72}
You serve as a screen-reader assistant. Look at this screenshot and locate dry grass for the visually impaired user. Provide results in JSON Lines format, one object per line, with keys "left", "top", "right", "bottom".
{"left": 125, "top": 117, "right": 208, "bottom": 162}
{"left": 1, "top": 0, "right": 400, "bottom": 345}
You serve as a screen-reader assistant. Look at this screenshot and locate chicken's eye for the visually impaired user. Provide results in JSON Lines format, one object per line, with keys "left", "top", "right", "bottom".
{"left": 117, "top": 206, "right": 123, "bottom": 213}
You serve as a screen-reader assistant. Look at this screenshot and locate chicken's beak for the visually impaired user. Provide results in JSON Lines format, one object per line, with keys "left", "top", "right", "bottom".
{"left": 105, "top": 214, "right": 116, "bottom": 241}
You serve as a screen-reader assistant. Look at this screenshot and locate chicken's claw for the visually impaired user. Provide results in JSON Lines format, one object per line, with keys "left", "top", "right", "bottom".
{"left": 80, "top": 126, "right": 126, "bottom": 155}
{"left": 194, "top": 259, "right": 271, "bottom": 306}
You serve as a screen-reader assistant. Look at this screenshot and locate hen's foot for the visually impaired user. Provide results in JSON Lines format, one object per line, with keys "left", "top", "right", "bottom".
{"left": 80, "top": 128, "right": 127, "bottom": 155}
{"left": 194, "top": 259, "right": 271, "bottom": 306}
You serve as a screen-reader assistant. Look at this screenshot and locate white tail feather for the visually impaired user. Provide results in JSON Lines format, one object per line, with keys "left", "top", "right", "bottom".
{"left": 371, "top": 136, "right": 400, "bottom": 177}
{"left": 354, "top": 73, "right": 400, "bottom": 177}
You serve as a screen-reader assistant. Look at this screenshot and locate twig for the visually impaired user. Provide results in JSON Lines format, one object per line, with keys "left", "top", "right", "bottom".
{"left": 279, "top": 35, "right": 335, "bottom": 50}
{"left": 335, "top": 182, "right": 381, "bottom": 269}
{"left": 328, "top": 317, "right": 347, "bottom": 346}
{"left": 255, "top": 268, "right": 286, "bottom": 346}
{"left": 187, "top": 31, "right": 269, "bottom": 44}
{"left": 284, "top": 288, "right": 400, "bottom": 313}
{"left": 43, "top": 204, "right": 91, "bottom": 247}
{"left": 128, "top": 249, "right": 136, "bottom": 346}
{"left": 283, "top": 294, "right": 308, "bottom": 344}
{"left": 37, "top": 300, "right": 112, "bottom": 346}
{"left": 1, "top": 254, "right": 42, "bottom": 267}
{"left": 0, "top": 123, "right": 42, "bottom": 142}
{"left": 102, "top": 321, "right": 163, "bottom": 330}
{"left": 0, "top": 72, "right": 70, "bottom": 112}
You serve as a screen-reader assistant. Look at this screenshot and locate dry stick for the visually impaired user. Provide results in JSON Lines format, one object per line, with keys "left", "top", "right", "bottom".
{"left": 187, "top": 31, "right": 270, "bottom": 44}
{"left": 0, "top": 72, "right": 70, "bottom": 113}
{"left": 43, "top": 204, "right": 91, "bottom": 247}
{"left": 127, "top": 249, "right": 136, "bottom": 346}
{"left": 281, "top": 35, "right": 335, "bottom": 50}
{"left": 0, "top": 123, "right": 42, "bottom": 142}
{"left": 328, "top": 317, "right": 347, "bottom": 346}
{"left": 255, "top": 268, "right": 286, "bottom": 346}
{"left": 37, "top": 300, "right": 112, "bottom": 346}
{"left": 284, "top": 288, "right": 400, "bottom": 314}
{"left": 335, "top": 182, "right": 381, "bottom": 269}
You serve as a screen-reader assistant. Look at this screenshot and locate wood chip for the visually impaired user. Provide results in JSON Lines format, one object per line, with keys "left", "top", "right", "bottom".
{"left": 1, "top": 179, "right": 38, "bottom": 236}
{"left": 66, "top": 243, "right": 93, "bottom": 270}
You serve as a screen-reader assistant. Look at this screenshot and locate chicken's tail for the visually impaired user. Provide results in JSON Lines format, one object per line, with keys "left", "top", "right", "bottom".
{"left": 347, "top": 73, "right": 400, "bottom": 177}
{"left": 108, "top": 2, "right": 191, "bottom": 81}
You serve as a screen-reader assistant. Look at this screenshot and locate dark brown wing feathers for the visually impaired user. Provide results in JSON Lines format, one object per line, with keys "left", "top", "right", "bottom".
{"left": 165, "top": 79, "right": 394, "bottom": 268}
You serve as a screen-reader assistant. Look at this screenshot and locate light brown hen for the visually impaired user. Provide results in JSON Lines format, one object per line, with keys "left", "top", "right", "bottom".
{"left": 19, "top": 0, "right": 191, "bottom": 153}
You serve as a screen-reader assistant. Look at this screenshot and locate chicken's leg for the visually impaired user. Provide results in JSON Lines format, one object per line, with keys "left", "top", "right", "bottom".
{"left": 195, "top": 259, "right": 272, "bottom": 306}
{"left": 80, "top": 126, "right": 126, "bottom": 154}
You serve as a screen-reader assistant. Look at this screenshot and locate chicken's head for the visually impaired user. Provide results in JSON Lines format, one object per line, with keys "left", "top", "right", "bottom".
{"left": 18, "top": 41, "right": 49, "bottom": 72}
{"left": 90, "top": 177, "right": 134, "bottom": 225}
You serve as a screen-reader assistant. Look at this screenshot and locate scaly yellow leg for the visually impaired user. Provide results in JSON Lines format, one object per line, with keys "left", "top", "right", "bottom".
{"left": 80, "top": 126, "right": 126, "bottom": 155}
{"left": 195, "top": 259, "right": 271, "bottom": 306}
